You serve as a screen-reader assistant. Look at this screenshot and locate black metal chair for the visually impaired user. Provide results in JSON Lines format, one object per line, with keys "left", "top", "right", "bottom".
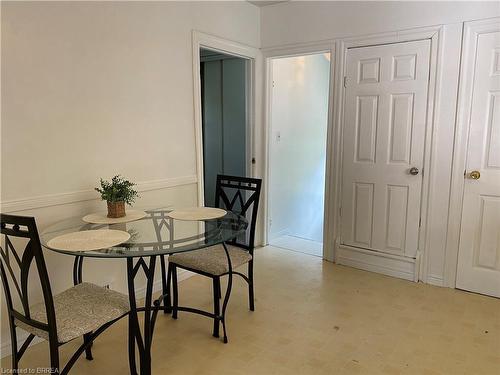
{"left": 0, "top": 214, "right": 130, "bottom": 374}
{"left": 165, "top": 175, "right": 262, "bottom": 343}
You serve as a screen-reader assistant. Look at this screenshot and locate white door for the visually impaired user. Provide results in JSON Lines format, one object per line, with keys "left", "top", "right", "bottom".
{"left": 456, "top": 28, "right": 500, "bottom": 297}
{"left": 341, "top": 40, "right": 431, "bottom": 257}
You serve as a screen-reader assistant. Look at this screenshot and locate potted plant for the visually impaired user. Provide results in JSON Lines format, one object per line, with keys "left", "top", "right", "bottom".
{"left": 95, "top": 175, "right": 139, "bottom": 218}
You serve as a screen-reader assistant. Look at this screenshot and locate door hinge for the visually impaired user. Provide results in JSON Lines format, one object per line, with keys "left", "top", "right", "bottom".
{"left": 343, "top": 76, "right": 348, "bottom": 88}
{"left": 419, "top": 217, "right": 422, "bottom": 227}
{"left": 272, "top": 80, "right": 275, "bottom": 88}
{"left": 339, "top": 207, "right": 342, "bottom": 217}
{"left": 251, "top": 157, "right": 256, "bottom": 165}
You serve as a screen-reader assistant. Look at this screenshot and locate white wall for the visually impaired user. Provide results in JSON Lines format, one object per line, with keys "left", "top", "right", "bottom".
{"left": 269, "top": 54, "right": 329, "bottom": 243}
{"left": 261, "top": 1, "right": 500, "bottom": 48}
{"left": 0, "top": 1, "right": 259, "bottom": 356}
{"left": 2, "top": 1, "right": 259, "bottom": 202}
{"left": 260, "top": 1, "right": 500, "bottom": 286}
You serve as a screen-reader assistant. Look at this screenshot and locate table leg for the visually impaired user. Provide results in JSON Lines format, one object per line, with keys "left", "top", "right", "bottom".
{"left": 126, "top": 256, "right": 158, "bottom": 375}
{"left": 72, "top": 256, "right": 94, "bottom": 360}
{"left": 72, "top": 256, "right": 83, "bottom": 285}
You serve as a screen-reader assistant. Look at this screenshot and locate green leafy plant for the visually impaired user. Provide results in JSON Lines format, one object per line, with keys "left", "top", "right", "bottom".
{"left": 95, "top": 175, "right": 139, "bottom": 205}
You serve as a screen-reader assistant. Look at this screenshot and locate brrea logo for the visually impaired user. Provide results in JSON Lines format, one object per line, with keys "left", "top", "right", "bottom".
{"left": 1, "top": 369, "right": 58, "bottom": 374}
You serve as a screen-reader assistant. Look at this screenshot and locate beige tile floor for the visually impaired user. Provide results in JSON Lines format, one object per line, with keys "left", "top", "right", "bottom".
{"left": 2, "top": 246, "right": 500, "bottom": 374}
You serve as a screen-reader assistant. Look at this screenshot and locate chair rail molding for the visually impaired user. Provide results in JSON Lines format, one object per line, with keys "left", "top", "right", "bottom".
{"left": 0, "top": 175, "right": 197, "bottom": 213}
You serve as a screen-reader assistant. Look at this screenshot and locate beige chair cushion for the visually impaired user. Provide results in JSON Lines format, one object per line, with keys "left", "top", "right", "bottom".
{"left": 169, "top": 244, "right": 252, "bottom": 276}
{"left": 16, "top": 282, "right": 129, "bottom": 344}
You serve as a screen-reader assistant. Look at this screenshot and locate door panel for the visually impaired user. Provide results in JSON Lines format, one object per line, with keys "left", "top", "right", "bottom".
{"left": 485, "top": 92, "right": 500, "bottom": 168}
{"left": 476, "top": 196, "right": 500, "bottom": 270}
{"left": 341, "top": 40, "right": 431, "bottom": 257}
{"left": 355, "top": 95, "right": 378, "bottom": 163}
{"left": 389, "top": 93, "right": 414, "bottom": 164}
{"left": 353, "top": 182, "right": 374, "bottom": 247}
{"left": 457, "top": 30, "right": 500, "bottom": 297}
{"left": 385, "top": 185, "right": 409, "bottom": 252}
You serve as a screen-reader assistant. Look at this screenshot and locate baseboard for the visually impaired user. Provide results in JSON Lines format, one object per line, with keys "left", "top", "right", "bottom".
{"left": 268, "top": 228, "right": 290, "bottom": 242}
{"left": 336, "top": 245, "right": 416, "bottom": 281}
{"left": 426, "top": 274, "right": 444, "bottom": 286}
{"left": 0, "top": 175, "right": 197, "bottom": 213}
{"left": 0, "top": 269, "right": 195, "bottom": 359}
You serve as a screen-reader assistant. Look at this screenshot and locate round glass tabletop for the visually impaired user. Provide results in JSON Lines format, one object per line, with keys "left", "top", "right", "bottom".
{"left": 40, "top": 208, "right": 248, "bottom": 258}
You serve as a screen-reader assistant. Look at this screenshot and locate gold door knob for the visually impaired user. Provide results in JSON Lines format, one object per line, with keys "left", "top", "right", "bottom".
{"left": 469, "top": 170, "right": 481, "bottom": 180}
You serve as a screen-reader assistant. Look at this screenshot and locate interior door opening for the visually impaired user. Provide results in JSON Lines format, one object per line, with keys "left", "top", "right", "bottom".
{"left": 268, "top": 53, "right": 331, "bottom": 257}
{"left": 200, "top": 48, "right": 250, "bottom": 207}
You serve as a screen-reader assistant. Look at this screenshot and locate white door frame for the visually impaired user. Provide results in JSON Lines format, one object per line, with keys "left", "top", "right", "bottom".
{"left": 192, "top": 31, "right": 260, "bottom": 206}
{"left": 261, "top": 42, "right": 336, "bottom": 259}
{"left": 333, "top": 26, "right": 443, "bottom": 281}
{"left": 444, "top": 17, "right": 500, "bottom": 288}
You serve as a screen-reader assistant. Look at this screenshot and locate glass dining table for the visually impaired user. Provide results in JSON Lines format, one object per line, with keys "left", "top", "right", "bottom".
{"left": 40, "top": 208, "right": 248, "bottom": 375}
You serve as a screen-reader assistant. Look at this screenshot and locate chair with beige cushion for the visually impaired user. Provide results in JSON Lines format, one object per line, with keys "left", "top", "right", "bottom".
{"left": 166, "top": 175, "right": 262, "bottom": 343}
{"left": 0, "top": 214, "right": 130, "bottom": 375}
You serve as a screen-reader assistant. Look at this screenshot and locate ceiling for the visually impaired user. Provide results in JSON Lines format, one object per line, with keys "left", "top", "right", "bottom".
{"left": 247, "top": 1, "right": 288, "bottom": 7}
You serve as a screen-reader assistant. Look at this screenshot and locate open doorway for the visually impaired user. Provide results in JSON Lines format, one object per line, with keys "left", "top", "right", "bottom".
{"left": 200, "top": 48, "right": 250, "bottom": 206}
{"left": 268, "top": 53, "right": 331, "bottom": 257}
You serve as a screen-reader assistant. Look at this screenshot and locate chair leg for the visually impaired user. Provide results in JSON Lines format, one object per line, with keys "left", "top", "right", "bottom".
{"left": 170, "top": 263, "right": 178, "bottom": 319}
{"left": 10, "top": 323, "right": 18, "bottom": 372}
{"left": 248, "top": 260, "right": 255, "bottom": 311}
{"left": 83, "top": 333, "right": 93, "bottom": 360}
{"left": 11, "top": 354, "right": 18, "bottom": 372}
{"left": 128, "top": 314, "right": 137, "bottom": 375}
{"left": 212, "top": 277, "right": 220, "bottom": 338}
{"left": 49, "top": 338, "right": 60, "bottom": 374}
{"left": 160, "top": 255, "right": 171, "bottom": 314}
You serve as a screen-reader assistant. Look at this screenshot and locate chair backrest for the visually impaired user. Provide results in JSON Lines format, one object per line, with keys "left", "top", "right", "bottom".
{"left": 0, "top": 214, "right": 57, "bottom": 337}
{"left": 214, "top": 175, "right": 262, "bottom": 252}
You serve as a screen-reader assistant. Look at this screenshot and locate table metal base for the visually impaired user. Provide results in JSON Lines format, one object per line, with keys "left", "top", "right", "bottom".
{"left": 73, "top": 255, "right": 161, "bottom": 375}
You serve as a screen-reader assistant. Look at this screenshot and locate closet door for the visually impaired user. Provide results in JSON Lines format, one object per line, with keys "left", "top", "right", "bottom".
{"left": 341, "top": 39, "right": 431, "bottom": 257}
{"left": 456, "top": 22, "right": 500, "bottom": 298}
{"left": 202, "top": 60, "right": 224, "bottom": 206}
{"left": 202, "top": 58, "right": 247, "bottom": 206}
